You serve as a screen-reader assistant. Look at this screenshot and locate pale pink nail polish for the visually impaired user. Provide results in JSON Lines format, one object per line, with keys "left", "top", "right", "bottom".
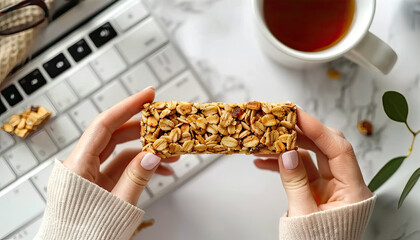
{"left": 141, "top": 153, "right": 161, "bottom": 170}
{"left": 144, "top": 86, "right": 155, "bottom": 91}
{"left": 282, "top": 150, "right": 299, "bottom": 170}
{"left": 296, "top": 105, "right": 304, "bottom": 111}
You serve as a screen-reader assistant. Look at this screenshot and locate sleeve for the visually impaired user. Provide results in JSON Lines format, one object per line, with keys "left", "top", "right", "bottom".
{"left": 34, "top": 160, "right": 145, "bottom": 240}
{"left": 278, "top": 195, "right": 377, "bottom": 240}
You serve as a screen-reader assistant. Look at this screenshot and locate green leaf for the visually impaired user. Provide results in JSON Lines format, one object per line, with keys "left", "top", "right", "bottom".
{"left": 398, "top": 168, "right": 420, "bottom": 208}
{"left": 368, "top": 156, "right": 405, "bottom": 192}
{"left": 382, "top": 91, "right": 409, "bottom": 123}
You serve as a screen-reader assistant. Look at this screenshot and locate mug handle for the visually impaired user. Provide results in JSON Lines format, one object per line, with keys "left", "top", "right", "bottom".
{"left": 344, "top": 32, "right": 397, "bottom": 74}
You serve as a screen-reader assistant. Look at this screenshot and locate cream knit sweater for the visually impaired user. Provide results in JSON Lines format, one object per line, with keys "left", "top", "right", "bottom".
{"left": 35, "top": 161, "right": 376, "bottom": 240}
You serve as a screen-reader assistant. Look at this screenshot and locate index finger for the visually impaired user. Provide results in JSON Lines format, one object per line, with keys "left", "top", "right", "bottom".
{"left": 98, "top": 86, "right": 155, "bottom": 132}
{"left": 297, "top": 108, "right": 352, "bottom": 159}
{"left": 79, "top": 86, "right": 155, "bottom": 156}
{"left": 297, "top": 108, "right": 364, "bottom": 183}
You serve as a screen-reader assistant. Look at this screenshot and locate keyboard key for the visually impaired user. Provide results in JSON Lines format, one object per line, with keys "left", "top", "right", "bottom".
{"left": 1, "top": 85, "right": 23, "bottom": 106}
{"left": 0, "top": 181, "right": 45, "bottom": 239}
{"left": 0, "top": 157, "right": 16, "bottom": 189}
{"left": 171, "top": 155, "right": 201, "bottom": 178}
{"left": 148, "top": 45, "right": 186, "bottom": 82}
{"left": 47, "top": 81, "right": 78, "bottom": 112}
{"left": 54, "top": 141, "right": 77, "bottom": 161}
{"left": 0, "top": 130, "right": 14, "bottom": 154}
{"left": 1, "top": 113, "right": 13, "bottom": 124}
{"left": 27, "top": 130, "right": 58, "bottom": 161}
{"left": 120, "top": 62, "right": 159, "bottom": 95}
{"left": 156, "top": 72, "right": 210, "bottom": 102}
{"left": 31, "top": 161, "right": 54, "bottom": 199}
{"left": 4, "top": 144, "right": 38, "bottom": 176}
{"left": 117, "top": 19, "right": 168, "bottom": 64}
{"left": 137, "top": 189, "right": 151, "bottom": 207}
{"left": 147, "top": 174, "right": 175, "bottom": 195}
{"left": 46, "top": 115, "right": 81, "bottom": 148}
{"left": 10, "top": 217, "right": 42, "bottom": 240}
{"left": 91, "top": 47, "right": 127, "bottom": 82}
{"left": 26, "top": 95, "right": 57, "bottom": 117}
{"left": 89, "top": 22, "right": 118, "bottom": 48}
{"left": 67, "top": 65, "right": 102, "bottom": 98}
{"left": 68, "top": 38, "right": 92, "bottom": 62}
{"left": 18, "top": 69, "right": 47, "bottom": 95}
{"left": 43, "top": 53, "right": 71, "bottom": 79}
{"left": 92, "top": 81, "right": 129, "bottom": 112}
{"left": 69, "top": 99, "right": 99, "bottom": 131}
{"left": 114, "top": 0, "right": 148, "bottom": 31}
{"left": 0, "top": 98, "right": 6, "bottom": 115}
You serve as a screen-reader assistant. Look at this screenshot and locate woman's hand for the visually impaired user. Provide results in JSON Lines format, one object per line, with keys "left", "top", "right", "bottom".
{"left": 63, "top": 86, "right": 179, "bottom": 205}
{"left": 254, "top": 108, "right": 373, "bottom": 217}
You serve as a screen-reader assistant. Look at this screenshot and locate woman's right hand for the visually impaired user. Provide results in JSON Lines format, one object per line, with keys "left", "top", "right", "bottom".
{"left": 254, "top": 108, "right": 373, "bottom": 217}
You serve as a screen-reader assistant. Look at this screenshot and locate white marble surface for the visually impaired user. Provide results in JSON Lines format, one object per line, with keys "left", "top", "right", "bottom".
{"left": 136, "top": 0, "right": 420, "bottom": 239}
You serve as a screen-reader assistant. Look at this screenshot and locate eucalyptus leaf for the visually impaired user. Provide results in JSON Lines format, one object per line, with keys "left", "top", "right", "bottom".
{"left": 368, "top": 156, "right": 405, "bottom": 192}
{"left": 398, "top": 168, "right": 420, "bottom": 208}
{"left": 382, "top": 91, "right": 409, "bottom": 123}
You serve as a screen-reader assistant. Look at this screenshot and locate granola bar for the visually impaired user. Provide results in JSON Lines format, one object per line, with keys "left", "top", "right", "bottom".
{"left": 140, "top": 101, "right": 297, "bottom": 158}
{"left": 1, "top": 106, "right": 51, "bottom": 138}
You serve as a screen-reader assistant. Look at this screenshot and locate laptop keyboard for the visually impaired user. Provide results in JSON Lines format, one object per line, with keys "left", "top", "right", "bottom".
{"left": 0, "top": 0, "right": 219, "bottom": 239}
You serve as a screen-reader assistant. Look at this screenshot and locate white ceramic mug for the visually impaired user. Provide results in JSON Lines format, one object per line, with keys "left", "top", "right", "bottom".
{"left": 253, "top": 0, "right": 398, "bottom": 74}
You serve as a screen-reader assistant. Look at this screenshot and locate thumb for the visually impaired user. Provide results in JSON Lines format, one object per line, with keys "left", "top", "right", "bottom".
{"left": 278, "top": 150, "right": 318, "bottom": 217}
{"left": 112, "top": 152, "right": 161, "bottom": 205}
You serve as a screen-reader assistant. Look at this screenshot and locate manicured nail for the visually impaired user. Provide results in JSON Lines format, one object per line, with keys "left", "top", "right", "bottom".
{"left": 282, "top": 150, "right": 299, "bottom": 170}
{"left": 144, "top": 86, "right": 155, "bottom": 91}
{"left": 141, "top": 153, "right": 161, "bottom": 170}
{"left": 296, "top": 105, "right": 304, "bottom": 111}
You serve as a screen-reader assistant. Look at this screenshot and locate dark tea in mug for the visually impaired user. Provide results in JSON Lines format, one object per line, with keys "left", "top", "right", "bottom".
{"left": 263, "top": 0, "right": 355, "bottom": 52}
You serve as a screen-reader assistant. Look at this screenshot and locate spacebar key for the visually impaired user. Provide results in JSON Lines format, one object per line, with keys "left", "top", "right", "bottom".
{"left": 0, "top": 181, "right": 45, "bottom": 239}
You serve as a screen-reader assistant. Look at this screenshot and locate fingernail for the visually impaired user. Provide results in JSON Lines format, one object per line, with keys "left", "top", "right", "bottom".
{"left": 296, "top": 105, "right": 304, "bottom": 111}
{"left": 282, "top": 150, "right": 299, "bottom": 170}
{"left": 144, "top": 86, "right": 155, "bottom": 91}
{"left": 141, "top": 153, "right": 161, "bottom": 170}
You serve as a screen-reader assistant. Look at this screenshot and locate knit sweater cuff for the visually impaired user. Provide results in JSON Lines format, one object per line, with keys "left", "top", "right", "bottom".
{"left": 279, "top": 195, "right": 377, "bottom": 240}
{"left": 35, "top": 160, "right": 144, "bottom": 240}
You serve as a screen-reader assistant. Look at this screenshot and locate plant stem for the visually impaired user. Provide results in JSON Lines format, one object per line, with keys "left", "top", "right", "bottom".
{"left": 405, "top": 122, "right": 417, "bottom": 136}
{"left": 407, "top": 135, "right": 417, "bottom": 157}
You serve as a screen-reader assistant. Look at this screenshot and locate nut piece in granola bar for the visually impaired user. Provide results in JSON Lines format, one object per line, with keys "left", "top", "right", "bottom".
{"left": 140, "top": 101, "right": 297, "bottom": 158}
{"left": 1, "top": 105, "right": 52, "bottom": 138}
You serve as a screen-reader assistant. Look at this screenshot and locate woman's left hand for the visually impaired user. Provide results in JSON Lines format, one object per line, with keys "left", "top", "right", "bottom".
{"left": 63, "top": 86, "right": 179, "bottom": 205}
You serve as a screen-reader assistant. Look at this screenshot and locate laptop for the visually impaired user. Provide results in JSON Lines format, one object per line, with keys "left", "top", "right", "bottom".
{"left": 0, "top": 0, "right": 219, "bottom": 239}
